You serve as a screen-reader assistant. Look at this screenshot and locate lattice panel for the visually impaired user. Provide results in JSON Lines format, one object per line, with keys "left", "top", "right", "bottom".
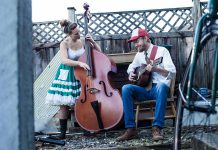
{"left": 32, "top": 2, "right": 208, "bottom": 44}
{"left": 77, "top": 11, "right": 146, "bottom": 36}
{"left": 145, "top": 8, "right": 193, "bottom": 32}
{"left": 33, "top": 20, "right": 67, "bottom": 44}
{"left": 76, "top": 7, "right": 193, "bottom": 36}
{"left": 201, "top": 2, "right": 208, "bottom": 14}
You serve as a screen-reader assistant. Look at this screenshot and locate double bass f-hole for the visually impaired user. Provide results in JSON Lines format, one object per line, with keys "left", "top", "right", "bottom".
{"left": 80, "top": 84, "right": 87, "bottom": 103}
{"left": 99, "top": 81, "right": 113, "bottom": 97}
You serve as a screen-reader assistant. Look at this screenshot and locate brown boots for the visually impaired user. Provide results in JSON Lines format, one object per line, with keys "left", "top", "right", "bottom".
{"left": 152, "top": 126, "right": 163, "bottom": 141}
{"left": 116, "top": 126, "right": 163, "bottom": 142}
{"left": 116, "top": 128, "right": 138, "bottom": 141}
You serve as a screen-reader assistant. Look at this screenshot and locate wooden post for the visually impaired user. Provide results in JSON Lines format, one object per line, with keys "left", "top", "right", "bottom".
{"left": 0, "top": 0, "right": 34, "bottom": 149}
{"left": 192, "top": 0, "right": 201, "bottom": 30}
{"left": 193, "top": 0, "right": 206, "bottom": 86}
{"left": 67, "top": 7, "right": 77, "bottom": 23}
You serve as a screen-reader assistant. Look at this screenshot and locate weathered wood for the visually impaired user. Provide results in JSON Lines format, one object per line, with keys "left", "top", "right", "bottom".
{"left": 192, "top": 133, "right": 218, "bottom": 150}
{"left": 193, "top": 0, "right": 201, "bottom": 30}
{"left": 67, "top": 7, "right": 77, "bottom": 23}
{"left": 33, "top": 42, "right": 60, "bottom": 49}
{"left": 0, "top": 0, "right": 34, "bottom": 149}
{"left": 108, "top": 52, "right": 136, "bottom": 64}
{"left": 32, "top": 31, "right": 193, "bottom": 50}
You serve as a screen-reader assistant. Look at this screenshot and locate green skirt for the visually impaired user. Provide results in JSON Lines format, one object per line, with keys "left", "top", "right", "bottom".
{"left": 45, "top": 64, "right": 81, "bottom": 106}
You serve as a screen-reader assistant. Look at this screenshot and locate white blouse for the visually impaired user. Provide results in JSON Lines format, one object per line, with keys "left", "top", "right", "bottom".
{"left": 67, "top": 47, "right": 85, "bottom": 61}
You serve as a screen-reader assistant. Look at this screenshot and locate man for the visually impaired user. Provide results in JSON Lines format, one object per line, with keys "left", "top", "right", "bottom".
{"left": 117, "top": 28, "right": 176, "bottom": 141}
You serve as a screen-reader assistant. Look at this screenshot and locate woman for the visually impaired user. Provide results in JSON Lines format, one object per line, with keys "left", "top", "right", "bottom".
{"left": 45, "top": 19, "right": 101, "bottom": 139}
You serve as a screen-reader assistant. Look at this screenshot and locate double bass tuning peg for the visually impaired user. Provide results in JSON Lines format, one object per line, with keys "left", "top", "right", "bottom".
{"left": 83, "top": 3, "right": 89, "bottom": 10}
{"left": 83, "top": 3, "right": 92, "bottom": 22}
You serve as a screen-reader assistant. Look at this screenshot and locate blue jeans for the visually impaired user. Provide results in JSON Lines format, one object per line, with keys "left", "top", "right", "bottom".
{"left": 122, "top": 83, "right": 169, "bottom": 128}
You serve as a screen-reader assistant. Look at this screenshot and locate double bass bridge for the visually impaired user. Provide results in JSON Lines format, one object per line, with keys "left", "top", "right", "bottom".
{"left": 87, "top": 88, "right": 100, "bottom": 94}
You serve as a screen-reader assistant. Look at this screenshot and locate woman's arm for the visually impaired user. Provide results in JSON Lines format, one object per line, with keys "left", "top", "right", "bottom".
{"left": 60, "top": 40, "right": 90, "bottom": 70}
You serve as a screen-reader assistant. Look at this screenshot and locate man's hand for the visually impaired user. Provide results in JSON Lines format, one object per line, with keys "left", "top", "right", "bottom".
{"left": 146, "top": 64, "right": 153, "bottom": 72}
{"left": 129, "top": 72, "right": 137, "bottom": 81}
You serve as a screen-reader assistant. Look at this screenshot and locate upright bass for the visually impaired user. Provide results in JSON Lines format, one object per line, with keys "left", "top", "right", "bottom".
{"left": 74, "top": 3, "right": 123, "bottom": 132}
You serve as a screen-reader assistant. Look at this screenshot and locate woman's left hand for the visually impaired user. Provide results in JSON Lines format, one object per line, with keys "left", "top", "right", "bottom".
{"left": 85, "top": 33, "right": 95, "bottom": 45}
{"left": 85, "top": 33, "right": 102, "bottom": 52}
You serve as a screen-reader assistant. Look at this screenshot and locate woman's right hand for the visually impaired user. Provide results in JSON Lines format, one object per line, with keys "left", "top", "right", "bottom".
{"left": 77, "top": 62, "right": 90, "bottom": 70}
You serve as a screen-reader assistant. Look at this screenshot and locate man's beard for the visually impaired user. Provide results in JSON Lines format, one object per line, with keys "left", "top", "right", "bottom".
{"left": 138, "top": 47, "right": 146, "bottom": 52}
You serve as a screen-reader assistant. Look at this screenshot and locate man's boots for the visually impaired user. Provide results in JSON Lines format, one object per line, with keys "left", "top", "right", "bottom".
{"left": 116, "top": 128, "right": 138, "bottom": 141}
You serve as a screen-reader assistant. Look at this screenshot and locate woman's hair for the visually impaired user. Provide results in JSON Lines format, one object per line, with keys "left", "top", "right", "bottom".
{"left": 59, "top": 19, "right": 77, "bottom": 34}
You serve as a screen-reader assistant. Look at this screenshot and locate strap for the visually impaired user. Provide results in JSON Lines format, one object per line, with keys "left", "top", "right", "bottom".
{"left": 149, "top": 45, "right": 158, "bottom": 60}
{"left": 146, "top": 45, "right": 158, "bottom": 64}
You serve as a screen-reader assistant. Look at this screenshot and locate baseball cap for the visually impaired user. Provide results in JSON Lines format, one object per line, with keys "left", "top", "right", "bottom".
{"left": 128, "top": 28, "right": 149, "bottom": 43}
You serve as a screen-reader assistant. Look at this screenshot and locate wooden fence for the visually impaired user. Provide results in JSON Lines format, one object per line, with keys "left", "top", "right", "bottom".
{"left": 32, "top": 2, "right": 207, "bottom": 45}
{"left": 33, "top": 2, "right": 216, "bottom": 90}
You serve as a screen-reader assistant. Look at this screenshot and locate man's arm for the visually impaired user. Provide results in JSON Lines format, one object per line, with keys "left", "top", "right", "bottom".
{"left": 151, "top": 67, "right": 169, "bottom": 77}
{"left": 147, "top": 48, "right": 176, "bottom": 78}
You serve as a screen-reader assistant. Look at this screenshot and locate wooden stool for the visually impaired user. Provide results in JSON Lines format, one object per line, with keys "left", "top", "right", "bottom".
{"left": 134, "top": 78, "right": 176, "bottom": 128}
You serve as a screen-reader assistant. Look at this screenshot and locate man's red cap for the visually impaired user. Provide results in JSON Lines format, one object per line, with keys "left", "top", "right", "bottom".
{"left": 128, "top": 28, "right": 149, "bottom": 43}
